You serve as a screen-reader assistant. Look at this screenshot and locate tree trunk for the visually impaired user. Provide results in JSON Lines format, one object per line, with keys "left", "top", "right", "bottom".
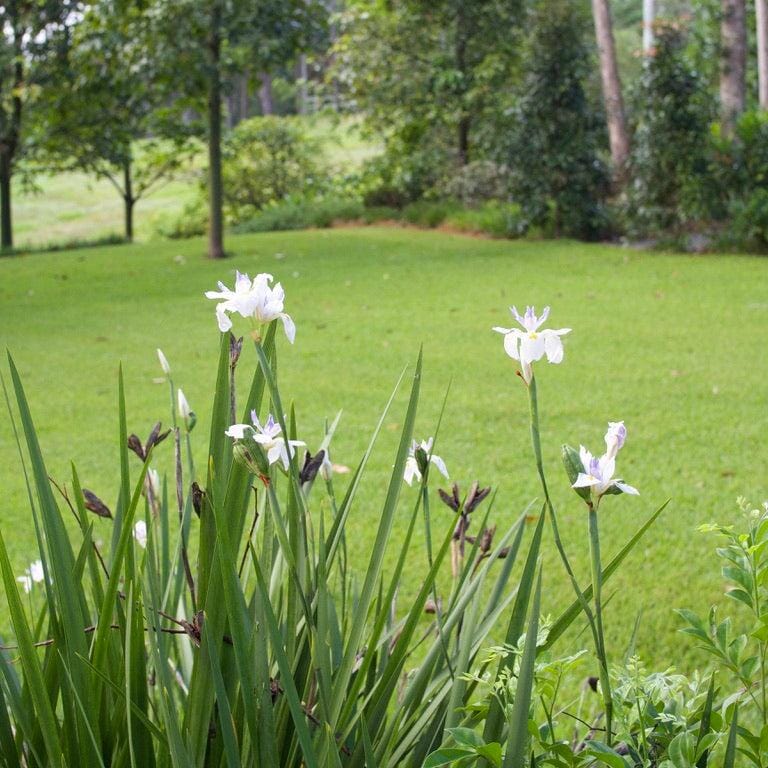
{"left": 239, "top": 71, "right": 249, "bottom": 121}
{"left": 720, "top": 0, "right": 747, "bottom": 134}
{"left": 207, "top": 1, "right": 225, "bottom": 259}
{"left": 455, "top": 5, "right": 470, "bottom": 165}
{"left": 591, "top": 0, "right": 630, "bottom": 177}
{"left": 297, "top": 55, "right": 309, "bottom": 115}
{"left": 642, "top": 0, "right": 655, "bottom": 55}
{"left": 123, "top": 160, "right": 135, "bottom": 242}
{"left": 0, "top": 150, "right": 12, "bottom": 251}
{"left": 258, "top": 73, "right": 274, "bottom": 116}
{"left": 757, "top": 0, "right": 768, "bottom": 108}
{"left": 457, "top": 116, "right": 470, "bottom": 166}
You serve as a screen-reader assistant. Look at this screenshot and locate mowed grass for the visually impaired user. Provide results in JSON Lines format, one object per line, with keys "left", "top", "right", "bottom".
{"left": 1, "top": 227, "right": 767, "bottom": 669}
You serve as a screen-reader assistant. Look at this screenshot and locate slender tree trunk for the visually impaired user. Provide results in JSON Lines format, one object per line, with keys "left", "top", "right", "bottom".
{"left": 591, "top": 0, "right": 630, "bottom": 177}
{"left": 642, "top": 0, "right": 655, "bottom": 54}
{"left": 297, "top": 55, "right": 309, "bottom": 115}
{"left": 757, "top": 0, "right": 768, "bottom": 108}
{"left": 0, "top": 151, "right": 12, "bottom": 251}
{"left": 258, "top": 73, "right": 274, "bottom": 116}
{"left": 207, "top": 1, "right": 225, "bottom": 259}
{"left": 0, "top": 24, "right": 23, "bottom": 252}
{"left": 457, "top": 116, "right": 470, "bottom": 166}
{"left": 455, "top": 5, "right": 470, "bottom": 165}
{"left": 720, "top": 0, "right": 747, "bottom": 134}
{"left": 240, "top": 71, "right": 249, "bottom": 121}
{"left": 123, "top": 160, "right": 135, "bottom": 242}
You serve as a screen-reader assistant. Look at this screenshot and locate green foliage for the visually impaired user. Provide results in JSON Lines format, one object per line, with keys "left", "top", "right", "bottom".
{"left": 334, "top": 0, "right": 523, "bottom": 200}
{"left": 442, "top": 161, "right": 509, "bottom": 207}
{"left": 231, "top": 197, "right": 365, "bottom": 233}
{"left": 677, "top": 497, "right": 768, "bottom": 766}
{"left": 502, "top": 0, "right": 610, "bottom": 240}
{"left": 1, "top": 316, "right": 553, "bottom": 766}
{"left": 624, "top": 23, "right": 715, "bottom": 236}
{"left": 444, "top": 201, "right": 526, "bottom": 238}
{"left": 221, "top": 116, "right": 326, "bottom": 221}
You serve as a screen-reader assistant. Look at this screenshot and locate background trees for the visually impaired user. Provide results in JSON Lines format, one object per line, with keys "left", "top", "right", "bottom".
{"left": 4, "top": 0, "right": 768, "bottom": 254}
{"left": 0, "top": 1, "right": 79, "bottom": 250}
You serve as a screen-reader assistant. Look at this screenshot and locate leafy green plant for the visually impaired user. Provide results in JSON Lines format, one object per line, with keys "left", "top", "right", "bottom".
{"left": 0, "top": 273, "right": 576, "bottom": 767}
{"left": 221, "top": 116, "right": 326, "bottom": 222}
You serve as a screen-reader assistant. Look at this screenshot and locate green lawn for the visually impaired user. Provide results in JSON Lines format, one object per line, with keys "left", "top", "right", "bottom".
{"left": 1, "top": 227, "right": 767, "bottom": 670}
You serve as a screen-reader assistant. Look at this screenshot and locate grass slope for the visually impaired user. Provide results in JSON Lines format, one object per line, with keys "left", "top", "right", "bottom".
{"left": 1, "top": 227, "right": 767, "bottom": 667}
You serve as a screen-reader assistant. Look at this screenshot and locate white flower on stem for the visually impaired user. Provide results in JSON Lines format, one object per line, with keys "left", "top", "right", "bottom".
{"left": 320, "top": 449, "right": 334, "bottom": 482}
{"left": 177, "top": 389, "right": 191, "bottom": 420}
{"left": 493, "top": 305, "right": 571, "bottom": 383}
{"left": 157, "top": 348, "right": 171, "bottom": 375}
{"left": 403, "top": 438, "right": 449, "bottom": 486}
{"left": 133, "top": 520, "right": 148, "bottom": 548}
{"left": 146, "top": 468, "right": 161, "bottom": 500}
{"left": 28, "top": 559, "right": 44, "bottom": 583}
{"left": 205, "top": 271, "right": 295, "bottom": 343}
{"left": 16, "top": 559, "right": 45, "bottom": 593}
{"left": 573, "top": 422, "right": 639, "bottom": 499}
{"left": 177, "top": 388, "right": 196, "bottom": 431}
{"left": 225, "top": 412, "right": 305, "bottom": 471}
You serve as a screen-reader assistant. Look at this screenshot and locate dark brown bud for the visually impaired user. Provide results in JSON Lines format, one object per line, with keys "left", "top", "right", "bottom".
{"left": 191, "top": 482, "right": 205, "bottom": 518}
{"left": 270, "top": 678, "right": 282, "bottom": 702}
{"left": 438, "top": 483, "right": 461, "bottom": 512}
{"left": 586, "top": 676, "right": 599, "bottom": 693}
{"left": 82, "top": 489, "right": 112, "bottom": 519}
{"left": 465, "top": 481, "right": 491, "bottom": 514}
{"left": 230, "top": 335, "right": 244, "bottom": 369}
{"left": 127, "top": 434, "right": 145, "bottom": 460}
{"left": 478, "top": 525, "right": 496, "bottom": 554}
{"left": 146, "top": 422, "right": 171, "bottom": 452}
{"left": 299, "top": 450, "right": 325, "bottom": 484}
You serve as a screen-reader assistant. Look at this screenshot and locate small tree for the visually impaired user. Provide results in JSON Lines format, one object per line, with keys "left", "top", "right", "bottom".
{"left": 624, "top": 23, "right": 715, "bottom": 235}
{"left": 0, "top": 1, "right": 75, "bottom": 251}
{"left": 36, "top": 2, "right": 197, "bottom": 242}
{"left": 151, "top": 0, "right": 325, "bottom": 258}
{"left": 505, "top": 0, "right": 609, "bottom": 240}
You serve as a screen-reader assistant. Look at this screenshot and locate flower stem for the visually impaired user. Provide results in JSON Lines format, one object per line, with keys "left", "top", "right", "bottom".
{"left": 526, "top": 374, "right": 613, "bottom": 742}
{"left": 588, "top": 503, "right": 613, "bottom": 746}
{"left": 527, "top": 376, "right": 596, "bottom": 626}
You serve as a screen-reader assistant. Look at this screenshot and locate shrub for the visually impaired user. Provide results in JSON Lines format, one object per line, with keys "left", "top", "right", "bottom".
{"left": 221, "top": 116, "right": 326, "bottom": 222}
{"left": 154, "top": 197, "right": 207, "bottom": 239}
{"left": 442, "top": 160, "right": 509, "bottom": 207}
{"left": 232, "top": 197, "right": 365, "bottom": 233}
{"left": 503, "top": 0, "right": 610, "bottom": 240}
{"left": 721, "top": 188, "right": 768, "bottom": 252}
{"left": 624, "top": 23, "right": 715, "bottom": 236}
{"left": 401, "top": 199, "right": 459, "bottom": 228}
{"left": 444, "top": 200, "right": 527, "bottom": 238}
